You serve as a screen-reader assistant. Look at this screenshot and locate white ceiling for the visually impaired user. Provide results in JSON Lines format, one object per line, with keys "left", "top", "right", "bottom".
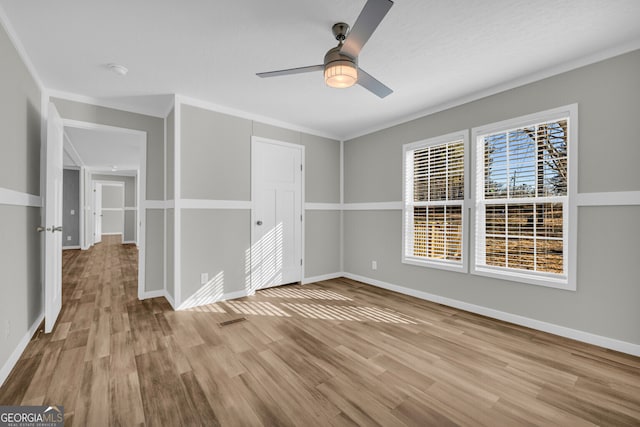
{"left": 2, "top": 0, "right": 640, "bottom": 139}
{"left": 63, "top": 126, "right": 143, "bottom": 172}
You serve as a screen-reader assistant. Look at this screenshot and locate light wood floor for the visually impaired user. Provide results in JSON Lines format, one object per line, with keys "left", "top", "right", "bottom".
{"left": 1, "top": 235, "right": 639, "bottom": 426}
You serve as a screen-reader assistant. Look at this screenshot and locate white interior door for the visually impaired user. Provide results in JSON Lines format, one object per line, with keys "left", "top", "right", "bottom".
{"left": 93, "top": 182, "right": 102, "bottom": 244}
{"left": 251, "top": 138, "right": 303, "bottom": 291}
{"left": 44, "top": 103, "right": 64, "bottom": 333}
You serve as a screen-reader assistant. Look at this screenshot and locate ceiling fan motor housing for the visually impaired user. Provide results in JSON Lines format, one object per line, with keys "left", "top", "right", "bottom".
{"left": 324, "top": 45, "right": 358, "bottom": 87}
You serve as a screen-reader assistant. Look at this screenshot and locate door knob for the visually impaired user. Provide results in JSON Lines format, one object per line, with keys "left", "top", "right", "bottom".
{"left": 36, "top": 226, "right": 50, "bottom": 232}
{"left": 51, "top": 226, "right": 63, "bottom": 233}
{"left": 256, "top": 220, "right": 263, "bottom": 226}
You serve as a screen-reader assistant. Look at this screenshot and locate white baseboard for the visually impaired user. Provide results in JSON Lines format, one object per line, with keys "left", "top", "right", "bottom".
{"left": 343, "top": 272, "right": 640, "bottom": 357}
{"left": 0, "top": 312, "right": 44, "bottom": 387}
{"left": 139, "top": 289, "right": 165, "bottom": 299}
{"left": 177, "top": 289, "right": 249, "bottom": 311}
{"left": 101, "top": 232, "right": 123, "bottom": 236}
{"left": 302, "top": 272, "right": 343, "bottom": 285}
{"left": 122, "top": 240, "right": 137, "bottom": 246}
{"left": 62, "top": 245, "right": 81, "bottom": 250}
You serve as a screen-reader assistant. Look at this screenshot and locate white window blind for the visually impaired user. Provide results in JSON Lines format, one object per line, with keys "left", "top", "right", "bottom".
{"left": 403, "top": 132, "right": 467, "bottom": 272}
{"left": 473, "top": 106, "right": 575, "bottom": 288}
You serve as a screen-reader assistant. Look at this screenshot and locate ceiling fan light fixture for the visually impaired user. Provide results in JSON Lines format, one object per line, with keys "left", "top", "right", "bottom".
{"left": 324, "top": 60, "right": 358, "bottom": 88}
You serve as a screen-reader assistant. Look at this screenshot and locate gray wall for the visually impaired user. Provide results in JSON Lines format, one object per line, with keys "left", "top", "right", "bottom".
{"left": 101, "top": 184, "right": 123, "bottom": 208}
{"left": 166, "top": 209, "right": 174, "bottom": 301}
{"left": 145, "top": 209, "right": 165, "bottom": 292}
{"left": 51, "top": 97, "right": 165, "bottom": 292}
{"left": 92, "top": 175, "right": 136, "bottom": 242}
{"left": 343, "top": 49, "right": 640, "bottom": 345}
{"left": 63, "top": 169, "right": 80, "bottom": 246}
{"left": 0, "top": 23, "right": 43, "bottom": 378}
{"left": 177, "top": 105, "right": 341, "bottom": 306}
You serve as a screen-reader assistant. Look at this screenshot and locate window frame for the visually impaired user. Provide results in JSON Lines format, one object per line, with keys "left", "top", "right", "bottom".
{"left": 402, "top": 130, "right": 470, "bottom": 273}
{"left": 470, "top": 104, "right": 578, "bottom": 290}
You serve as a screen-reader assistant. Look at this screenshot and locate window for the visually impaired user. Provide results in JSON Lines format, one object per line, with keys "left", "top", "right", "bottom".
{"left": 403, "top": 131, "right": 468, "bottom": 272}
{"left": 472, "top": 105, "right": 577, "bottom": 289}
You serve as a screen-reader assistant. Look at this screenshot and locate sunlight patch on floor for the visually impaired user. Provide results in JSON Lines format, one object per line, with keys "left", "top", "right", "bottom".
{"left": 259, "top": 287, "right": 352, "bottom": 301}
{"left": 225, "top": 301, "right": 291, "bottom": 317}
{"left": 281, "top": 303, "right": 418, "bottom": 324}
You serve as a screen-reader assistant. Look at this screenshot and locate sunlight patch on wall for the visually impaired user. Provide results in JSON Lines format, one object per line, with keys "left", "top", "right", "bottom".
{"left": 246, "top": 222, "right": 284, "bottom": 294}
{"left": 178, "top": 271, "right": 225, "bottom": 310}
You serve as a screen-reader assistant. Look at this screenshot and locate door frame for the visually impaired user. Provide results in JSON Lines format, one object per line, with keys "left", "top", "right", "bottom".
{"left": 93, "top": 181, "right": 103, "bottom": 244}
{"left": 250, "top": 136, "right": 305, "bottom": 293}
{"left": 54, "top": 118, "right": 147, "bottom": 299}
{"left": 92, "top": 180, "right": 125, "bottom": 239}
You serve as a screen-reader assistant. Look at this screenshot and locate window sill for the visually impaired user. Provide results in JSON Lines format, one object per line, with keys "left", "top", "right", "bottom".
{"left": 471, "top": 265, "right": 575, "bottom": 291}
{"left": 402, "top": 257, "right": 468, "bottom": 274}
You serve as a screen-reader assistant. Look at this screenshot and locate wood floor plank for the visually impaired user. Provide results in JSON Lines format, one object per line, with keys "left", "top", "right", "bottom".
{"left": 0, "top": 235, "right": 638, "bottom": 426}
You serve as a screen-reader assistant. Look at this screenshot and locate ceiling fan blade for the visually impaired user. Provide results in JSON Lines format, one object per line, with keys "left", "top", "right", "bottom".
{"left": 357, "top": 68, "right": 393, "bottom": 98}
{"left": 256, "top": 65, "right": 324, "bottom": 78}
{"left": 340, "top": 0, "right": 393, "bottom": 59}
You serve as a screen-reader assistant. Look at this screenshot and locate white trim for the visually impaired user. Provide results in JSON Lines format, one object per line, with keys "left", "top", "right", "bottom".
{"left": 470, "top": 104, "right": 578, "bottom": 291}
{"left": 341, "top": 39, "right": 640, "bottom": 141}
{"left": 139, "top": 289, "right": 166, "bottom": 299}
{"left": 0, "top": 187, "right": 42, "bottom": 207}
{"left": 181, "top": 199, "right": 252, "bottom": 210}
{"left": 124, "top": 206, "right": 137, "bottom": 211}
{"left": 49, "top": 90, "right": 168, "bottom": 119}
{"left": 174, "top": 99, "right": 182, "bottom": 307}
{"left": 343, "top": 272, "right": 640, "bottom": 357}
{"left": 87, "top": 169, "right": 137, "bottom": 177}
{"left": 251, "top": 136, "right": 306, "bottom": 290}
{"left": 177, "top": 289, "right": 249, "bottom": 311}
{"left": 61, "top": 118, "right": 148, "bottom": 137}
{"left": 577, "top": 191, "right": 640, "bottom": 206}
{"left": 0, "top": 312, "right": 44, "bottom": 387}
{"left": 401, "top": 130, "right": 469, "bottom": 274}
{"left": 101, "top": 207, "right": 125, "bottom": 212}
{"left": 343, "top": 201, "right": 402, "bottom": 210}
{"left": 122, "top": 240, "right": 137, "bottom": 245}
{"left": 296, "top": 191, "right": 640, "bottom": 213}
{"left": 62, "top": 245, "right": 81, "bottom": 250}
{"left": 101, "top": 232, "right": 123, "bottom": 236}
{"left": 176, "top": 94, "right": 339, "bottom": 141}
{"left": 0, "top": 4, "right": 45, "bottom": 91}
{"left": 144, "top": 200, "right": 167, "bottom": 209}
{"left": 305, "top": 203, "right": 342, "bottom": 210}
{"left": 78, "top": 167, "right": 85, "bottom": 250}
{"left": 340, "top": 140, "right": 344, "bottom": 274}
{"left": 302, "top": 272, "right": 343, "bottom": 285}
{"left": 163, "top": 110, "right": 168, "bottom": 306}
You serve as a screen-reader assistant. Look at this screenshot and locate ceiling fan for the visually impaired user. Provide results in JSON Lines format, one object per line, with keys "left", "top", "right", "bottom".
{"left": 256, "top": 0, "right": 394, "bottom": 98}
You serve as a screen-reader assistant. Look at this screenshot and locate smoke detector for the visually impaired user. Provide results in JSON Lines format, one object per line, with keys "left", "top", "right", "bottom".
{"left": 107, "top": 63, "right": 128, "bottom": 76}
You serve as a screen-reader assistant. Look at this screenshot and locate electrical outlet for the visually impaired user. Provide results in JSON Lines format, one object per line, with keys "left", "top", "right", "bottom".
{"left": 67, "top": 236, "right": 72, "bottom": 241}
{"left": 201, "top": 273, "right": 209, "bottom": 285}
{"left": 70, "top": 209, "right": 75, "bottom": 215}
{"left": 372, "top": 261, "right": 377, "bottom": 270}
